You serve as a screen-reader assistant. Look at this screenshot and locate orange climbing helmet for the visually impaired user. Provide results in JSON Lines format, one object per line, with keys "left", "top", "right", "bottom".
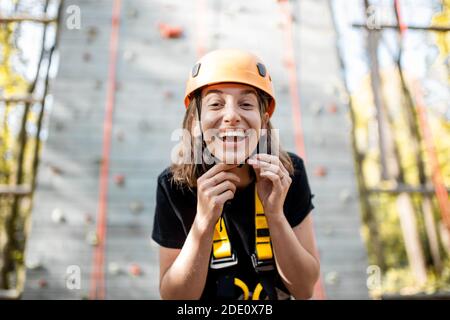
{"left": 184, "top": 49, "right": 276, "bottom": 117}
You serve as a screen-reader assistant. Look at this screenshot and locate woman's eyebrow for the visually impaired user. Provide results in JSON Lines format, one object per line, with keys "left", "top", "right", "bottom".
{"left": 204, "top": 89, "right": 256, "bottom": 98}
{"left": 240, "top": 89, "right": 257, "bottom": 97}
{"left": 204, "top": 89, "right": 223, "bottom": 97}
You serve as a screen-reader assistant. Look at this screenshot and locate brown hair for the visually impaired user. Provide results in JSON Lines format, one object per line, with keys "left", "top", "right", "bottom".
{"left": 170, "top": 87, "right": 293, "bottom": 189}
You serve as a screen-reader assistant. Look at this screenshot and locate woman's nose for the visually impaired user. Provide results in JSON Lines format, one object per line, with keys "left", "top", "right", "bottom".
{"left": 222, "top": 102, "right": 240, "bottom": 124}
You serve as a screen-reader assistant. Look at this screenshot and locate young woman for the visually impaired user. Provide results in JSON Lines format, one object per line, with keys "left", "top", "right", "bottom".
{"left": 152, "top": 49, "right": 320, "bottom": 300}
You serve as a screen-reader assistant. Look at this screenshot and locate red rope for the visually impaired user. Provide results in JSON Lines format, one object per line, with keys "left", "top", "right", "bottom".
{"left": 195, "top": 0, "right": 207, "bottom": 57}
{"left": 395, "top": 0, "right": 450, "bottom": 231}
{"left": 278, "top": 0, "right": 326, "bottom": 300}
{"left": 412, "top": 81, "right": 450, "bottom": 229}
{"left": 394, "top": 0, "right": 408, "bottom": 35}
{"left": 89, "top": 0, "right": 122, "bottom": 300}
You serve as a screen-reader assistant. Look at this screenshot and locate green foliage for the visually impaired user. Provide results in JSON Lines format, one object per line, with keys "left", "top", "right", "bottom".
{"left": 351, "top": 52, "right": 450, "bottom": 296}
{"left": 0, "top": 19, "right": 39, "bottom": 290}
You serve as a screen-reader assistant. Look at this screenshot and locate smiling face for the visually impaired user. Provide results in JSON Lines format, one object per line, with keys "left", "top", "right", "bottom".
{"left": 199, "top": 83, "right": 268, "bottom": 164}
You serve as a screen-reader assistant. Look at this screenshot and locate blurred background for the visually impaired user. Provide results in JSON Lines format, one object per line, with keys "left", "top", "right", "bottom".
{"left": 0, "top": 0, "right": 449, "bottom": 300}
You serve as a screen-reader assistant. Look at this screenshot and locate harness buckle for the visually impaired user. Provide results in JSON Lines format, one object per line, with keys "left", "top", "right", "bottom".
{"left": 210, "top": 251, "right": 238, "bottom": 269}
{"left": 251, "top": 253, "right": 275, "bottom": 273}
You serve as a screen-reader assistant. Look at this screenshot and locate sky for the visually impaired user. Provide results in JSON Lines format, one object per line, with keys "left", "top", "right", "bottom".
{"left": 332, "top": 0, "right": 443, "bottom": 90}
{"left": 331, "top": 0, "right": 449, "bottom": 120}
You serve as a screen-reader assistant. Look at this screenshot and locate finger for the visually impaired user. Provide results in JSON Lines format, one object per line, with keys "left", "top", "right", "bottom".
{"left": 253, "top": 153, "right": 289, "bottom": 176}
{"left": 260, "top": 171, "right": 283, "bottom": 189}
{"left": 214, "top": 190, "right": 235, "bottom": 208}
{"left": 201, "top": 163, "right": 239, "bottom": 180}
{"left": 257, "top": 164, "right": 289, "bottom": 185}
{"left": 206, "top": 171, "right": 240, "bottom": 188}
{"left": 248, "top": 160, "right": 281, "bottom": 176}
{"left": 279, "top": 163, "right": 289, "bottom": 178}
{"left": 279, "top": 174, "right": 292, "bottom": 187}
{"left": 208, "top": 180, "right": 237, "bottom": 197}
{"left": 199, "top": 172, "right": 240, "bottom": 193}
{"left": 251, "top": 161, "right": 290, "bottom": 187}
{"left": 252, "top": 153, "right": 280, "bottom": 165}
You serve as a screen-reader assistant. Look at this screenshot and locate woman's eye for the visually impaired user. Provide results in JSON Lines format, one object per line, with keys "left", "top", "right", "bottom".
{"left": 209, "top": 102, "right": 222, "bottom": 108}
{"left": 240, "top": 103, "right": 255, "bottom": 109}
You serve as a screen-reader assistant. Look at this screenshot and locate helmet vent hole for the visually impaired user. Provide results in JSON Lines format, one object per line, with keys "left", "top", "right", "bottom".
{"left": 192, "top": 63, "right": 201, "bottom": 78}
{"left": 256, "top": 63, "right": 266, "bottom": 77}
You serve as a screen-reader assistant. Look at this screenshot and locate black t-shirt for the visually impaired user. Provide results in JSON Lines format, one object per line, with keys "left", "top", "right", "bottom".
{"left": 152, "top": 152, "right": 315, "bottom": 299}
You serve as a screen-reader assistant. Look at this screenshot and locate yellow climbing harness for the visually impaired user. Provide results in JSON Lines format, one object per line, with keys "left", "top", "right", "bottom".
{"left": 210, "top": 186, "right": 275, "bottom": 300}
{"left": 254, "top": 187, "right": 273, "bottom": 262}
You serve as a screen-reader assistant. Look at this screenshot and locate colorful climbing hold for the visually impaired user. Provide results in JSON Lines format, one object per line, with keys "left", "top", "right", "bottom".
{"left": 38, "top": 278, "right": 48, "bottom": 288}
{"left": 114, "top": 174, "right": 125, "bottom": 187}
{"left": 84, "top": 213, "right": 93, "bottom": 224}
{"left": 86, "top": 26, "right": 98, "bottom": 43}
{"left": 158, "top": 23, "right": 183, "bottom": 39}
{"left": 129, "top": 263, "right": 142, "bottom": 277}
{"left": 51, "top": 208, "right": 66, "bottom": 224}
{"left": 86, "top": 230, "right": 99, "bottom": 246}
{"left": 314, "top": 166, "right": 327, "bottom": 177}
{"left": 325, "top": 271, "right": 339, "bottom": 285}
{"left": 48, "top": 164, "right": 63, "bottom": 175}
{"left": 82, "top": 52, "right": 92, "bottom": 62}
{"left": 116, "top": 130, "right": 125, "bottom": 142}
{"left": 328, "top": 103, "right": 338, "bottom": 114}
{"left": 339, "top": 189, "right": 352, "bottom": 203}
{"left": 108, "top": 262, "right": 121, "bottom": 276}
{"left": 129, "top": 201, "right": 144, "bottom": 214}
{"left": 164, "top": 90, "right": 174, "bottom": 100}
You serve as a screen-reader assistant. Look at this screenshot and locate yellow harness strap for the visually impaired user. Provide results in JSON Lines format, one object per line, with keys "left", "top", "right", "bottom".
{"left": 254, "top": 188, "right": 273, "bottom": 261}
{"left": 212, "top": 215, "right": 232, "bottom": 259}
{"left": 211, "top": 186, "right": 273, "bottom": 264}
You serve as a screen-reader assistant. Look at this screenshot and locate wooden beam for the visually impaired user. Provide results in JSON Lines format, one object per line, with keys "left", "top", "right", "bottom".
{"left": 0, "top": 15, "right": 56, "bottom": 24}
{"left": 0, "top": 185, "right": 32, "bottom": 196}
{"left": 0, "top": 96, "right": 44, "bottom": 104}
{"left": 352, "top": 23, "right": 450, "bottom": 32}
{"left": 363, "top": 0, "right": 398, "bottom": 181}
{"left": 368, "top": 184, "right": 450, "bottom": 195}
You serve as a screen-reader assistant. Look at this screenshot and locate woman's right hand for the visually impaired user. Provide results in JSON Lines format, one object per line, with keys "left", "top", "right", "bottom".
{"left": 196, "top": 163, "right": 240, "bottom": 231}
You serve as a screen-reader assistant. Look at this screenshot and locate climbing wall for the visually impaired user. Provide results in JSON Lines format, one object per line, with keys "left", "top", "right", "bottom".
{"left": 292, "top": 0, "right": 369, "bottom": 299}
{"left": 23, "top": 0, "right": 368, "bottom": 299}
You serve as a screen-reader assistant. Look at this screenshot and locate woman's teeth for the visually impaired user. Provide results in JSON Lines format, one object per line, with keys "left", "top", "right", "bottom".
{"left": 218, "top": 131, "right": 246, "bottom": 142}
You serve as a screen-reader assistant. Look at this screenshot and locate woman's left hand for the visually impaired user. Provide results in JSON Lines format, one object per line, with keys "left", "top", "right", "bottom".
{"left": 247, "top": 154, "right": 292, "bottom": 216}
